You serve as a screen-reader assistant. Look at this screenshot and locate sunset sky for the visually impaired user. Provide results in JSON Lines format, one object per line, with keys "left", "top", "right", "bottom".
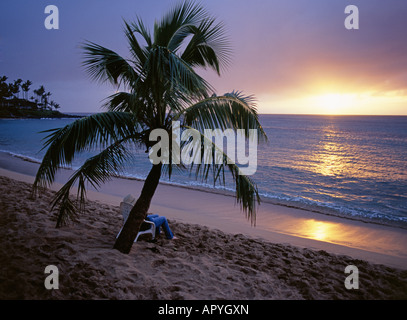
{"left": 1, "top": 0, "right": 407, "bottom": 115}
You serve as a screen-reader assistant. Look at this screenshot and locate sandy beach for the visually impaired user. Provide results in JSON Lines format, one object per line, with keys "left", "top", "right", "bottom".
{"left": 1, "top": 153, "right": 407, "bottom": 300}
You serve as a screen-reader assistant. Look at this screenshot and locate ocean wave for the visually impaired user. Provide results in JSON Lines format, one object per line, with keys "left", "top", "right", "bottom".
{"left": 0, "top": 150, "right": 43, "bottom": 164}
{"left": 258, "top": 190, "right": 407, "bottom": 228}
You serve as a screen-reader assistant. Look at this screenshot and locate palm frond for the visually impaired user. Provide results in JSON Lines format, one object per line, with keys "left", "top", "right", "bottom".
{"left": 142, "top": 45, "right": 212, "bottom": 101}
{"left": 154, "top": 0, "right": 231, "bottom": 75}
{"left": 178, "top": 125, "right": 260, "bottom": 225}
{"left": 81, "top": 41, "right": 139, "bottom": 88}
{"left": 102, "top": 91, "right": 147, "bottom": 117}
{"left": 154, "top": 0, "right": 207, "bottom": 48}
{"left": 166, "top": 48, "right": 213, "bottom": 98}
{"left": 123, "top": 20, "right": 148, "bottom": 71}
{"left": 176, "top": 90, "right": 268, "bottom": 141}
{"left": 33, "top": 112, "right": 141, "bottom": 193}
{"left": 51, "top": 140, "right": 130, "bottom": 227}
{"left": 130, "top": 16, "right": 153, "bottom": 48}
{"left": 181, "top": 18, "right": 232, "bottom": 74}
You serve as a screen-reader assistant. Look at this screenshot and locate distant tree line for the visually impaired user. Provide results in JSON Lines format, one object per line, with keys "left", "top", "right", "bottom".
{"left": 0, "top": 75, "right": 60, "bottom": 111}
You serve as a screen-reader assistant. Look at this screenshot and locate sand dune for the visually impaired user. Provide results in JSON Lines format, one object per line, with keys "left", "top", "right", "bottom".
{"left": 1, "top": 175, "right": 406, "bottom": 300}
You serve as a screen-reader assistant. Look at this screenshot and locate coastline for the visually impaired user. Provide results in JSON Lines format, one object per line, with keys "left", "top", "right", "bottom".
{"left": 0, "top": 109, "right": 83, "bottom": 119}
{"left": 1, "top": 150, "right": 407, "bottom": 270}
{"left": 3, "top": 149, "right": 407, "bottom": 231}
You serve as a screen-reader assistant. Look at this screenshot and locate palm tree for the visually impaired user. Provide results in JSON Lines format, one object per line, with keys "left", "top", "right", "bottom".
{"left": 11, "top": 79, "right": 22, "bottom": 100}
{"left": 21, "top": 80, "right": 32, "bottom": 100}
{"left": 34, "top": 85, "right": 46, "bottom": 109}
{"left": 43, "top": 92, "right": 52, "bottom": 110}
{"left": 0, "top": 76, "right": 11, "bottom": 102}
{"left": 32, "top": 1, "right": 268, "bottom": 254}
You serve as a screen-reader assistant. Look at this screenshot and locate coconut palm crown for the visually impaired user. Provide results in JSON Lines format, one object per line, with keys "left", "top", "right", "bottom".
{"left": 32, "top": 0, "right": 268, "bottom": 254}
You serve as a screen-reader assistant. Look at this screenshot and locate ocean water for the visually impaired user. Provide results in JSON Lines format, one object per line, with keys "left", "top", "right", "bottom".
{"left": 1, "top": 114, "right": 406, "bottom": 228}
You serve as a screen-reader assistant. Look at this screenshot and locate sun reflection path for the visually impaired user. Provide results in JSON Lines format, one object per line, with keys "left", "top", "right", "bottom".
{"left": 310, "top": 125, "right": 357, "bottom": 178}
{"left": 298, "top": 219, "right": 340, "bottom": 242}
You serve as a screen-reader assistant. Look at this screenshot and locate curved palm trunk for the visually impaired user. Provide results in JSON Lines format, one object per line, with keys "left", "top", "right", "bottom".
{"left": 113, "top": 163, "right": 162, "bottom": 254}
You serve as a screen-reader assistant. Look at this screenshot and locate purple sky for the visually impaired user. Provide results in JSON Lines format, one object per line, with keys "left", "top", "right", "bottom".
{"left": 1, "top": 0, "right": 407, "bottom": 114}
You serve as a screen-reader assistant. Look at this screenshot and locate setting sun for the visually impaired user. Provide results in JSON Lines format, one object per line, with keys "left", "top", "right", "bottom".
{"left": 315, "top": 93, "right": 356, "bottom": 115}
{"left": 262, "top": 90, "right": 407, "bottom": 115}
